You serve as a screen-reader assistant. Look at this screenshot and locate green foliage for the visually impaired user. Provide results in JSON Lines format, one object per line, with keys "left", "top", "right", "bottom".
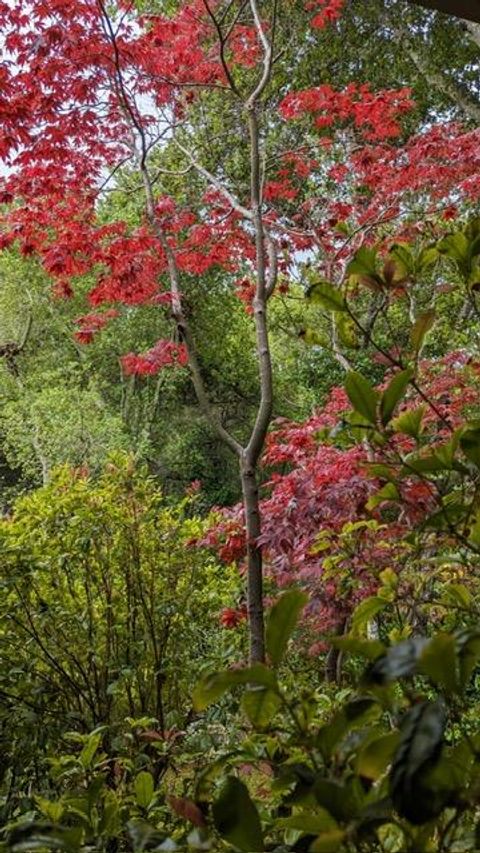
{"left": 0, "top": 456, "right": 241, "bottom": 834}
{"left": 15, "top": 593, "right": 480, "bottom": 851}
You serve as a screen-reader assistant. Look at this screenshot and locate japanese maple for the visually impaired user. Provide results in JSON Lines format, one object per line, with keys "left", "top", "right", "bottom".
{"left": 205, "top": 351, "right": 480, "bottom": 648}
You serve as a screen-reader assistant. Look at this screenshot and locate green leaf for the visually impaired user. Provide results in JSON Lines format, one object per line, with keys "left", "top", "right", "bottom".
{"left": 314, "top": 779, "right": 358, "bottom": 821}
{"left": 335, "top": 314, "right": 359, "bottom": 349}
{"left": 365, "top": 638, "right": 428, "bottom": 685}
{"left": 380, "top": 369, "right": 413, "bottom": 426}
{"left": 345, "top": 371, "right": 379, "bottom": 425}
{"left": 302, "top": 328, "right": 330, "bottom": 347}
{"left": 411, "top": 310, "right": 435, "bottom": 353}
{"left": 402, "top": 454, "right": 449, "bottom": 474}
{"left": 351, "top": 596, "right": 387, "bottom": 635}
{"left": 128, "top": 821, "right": 164, "bottom": 852}
{"left": 391, "top": 406, "right": 425, "bottom": 438}
{"left": 317, "top": 698, "right": 381, "bottom": 758}
{"left": 307, "top": 281, "right": 347, "bottom": 312}
{"left": 390, "top": 701, "right": 446, "bottom": 825}
{"left": 212, "top": 777, "right": 264, "bottom": 852}
{"left": 346, "top": 246, "right": 379, "bottom": 279}
{"left": 418, "top": 634, "right": 458, "bottom": 694}
{"left": 266, "top": 589, "right": 308, "bottom": 666}
{"left": 79, "top": 733, "right": 102, "bottom": 769}
{"left": 418, "top": 247, "right": 439, "bottom": 270}
{"left": 329, "top": 635, "right": 385, "bottom": 660}
{"left": 276, "top": 810, "right": 337, "bottom": 834}
{"left": 460, "top": 424, "right": 480, "bottom": 468}
{"left": 440, "top": 583, "right": 472, "bottom": 609}
{"left": 390, "top": 243, "right": 414, "bottom": 274}
{"left": 366, "top": 482, "right": 400, "bottom": 511}
{"left": 241, "top": 688, "right": 281, "bottom": 729}
{"left": 309, "top": 830, "right": 346, "bottom": 852}
{"left": 192, "top": 664, "right": 277, "bottom": 711}
{"left": 356, "top": 731, "right": 400, "bottom": 780}
{"left": 438, "top": 232, "right": 469, "bottom": 265}
{"left": 34, "top": 796, "right": 64, "bottom": 823}
{"left": 456, "top": 629, "right": 480, "bottom": 690}
{"left": 134, "top": 771, "right": 155, "bottom": 809}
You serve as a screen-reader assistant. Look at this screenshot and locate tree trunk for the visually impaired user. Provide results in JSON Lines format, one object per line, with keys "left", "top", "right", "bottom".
{"left": 240, "top": 455, "right": 265, "bottom": 663}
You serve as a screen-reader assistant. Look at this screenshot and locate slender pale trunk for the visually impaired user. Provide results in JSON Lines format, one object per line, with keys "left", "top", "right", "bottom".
{"left": 241, "top": 454, "right": 265, "bottom": 662}
{"left": 242, "top": 106, "right": 274, "bottom": 662}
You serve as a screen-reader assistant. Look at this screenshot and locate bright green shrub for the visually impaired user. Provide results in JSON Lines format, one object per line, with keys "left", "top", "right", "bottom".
{"left": 0, "top": 455, "right": 242, "bottom": 823}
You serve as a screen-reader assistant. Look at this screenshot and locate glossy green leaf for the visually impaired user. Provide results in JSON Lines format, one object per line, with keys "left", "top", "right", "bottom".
{"left": 317, "top": 698, "right": 381, "bottom": 758}
{"left": 266, "top": 589, "right": 308, "bottom": 666}
{"left": 418, "top": 246, "right": 438, "bottom": 269}
{"left": 79, "top": 733, "right": 102, "bottom": 769}
{"left": 276, "top": 810, "right": 337, "bottom": 834}
{"left": 345, "top": 371, "right": 379, "bottom": 425}
{"left": 380, "top": 368, "right": 413, "bottom": 426}
{"left": 438, "top": 232, "right": 469, "bottom": 264}
{"left": 302, "top": 328, "right": 330, "bottom": 347}
{"left": 212, "top": 777, "right": 264, "bottom": 852}
{"left": 440, "top": 583, "right": 472, "bottom": 609}
{"left": 460, "top": 424, "right": 480, "bottom": 468}
{"left": 313, "top": 779, "right": 358, "bottom": 821}
{"left": 336, "top": 314, "right": 359, "bottom": 349}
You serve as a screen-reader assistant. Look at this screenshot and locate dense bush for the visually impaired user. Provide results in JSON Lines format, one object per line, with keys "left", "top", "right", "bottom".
{"left": 0, "top": 456, "right": 241, "bottom": 830}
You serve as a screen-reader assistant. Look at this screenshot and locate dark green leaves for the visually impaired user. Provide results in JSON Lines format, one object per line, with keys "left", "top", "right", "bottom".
{"left": 356, "top": 731, "right": 400, "bottom": 781}
{"left": 192, "top": 664, "right": 276, "bottom": 711}
{"left": 380, "top": 368, "right": 413, "bottom": 426}
{"left": 241, "top": 687, "right": 281, "bottom": 729}
{"left": 345, "top": 371, "right": 379, "bottom": 425}
{"left": 266, "top": 588, "right": 308, "bottom": 666}
{"left": 317, "top": 698, "right": 381, "bottom": 759}
{"left": 390, "top": 701, "right": 446, "bottom": 825}
{"left": 366, "top": 638, "right": 428, "bottom": 685}
{"left": 213, "top": 777, "right": 264, "bottom": 852}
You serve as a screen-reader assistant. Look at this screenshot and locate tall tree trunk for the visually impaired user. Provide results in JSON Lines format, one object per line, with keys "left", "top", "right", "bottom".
{"left": 240, "top": 454, "right": 265, "bottom": 663}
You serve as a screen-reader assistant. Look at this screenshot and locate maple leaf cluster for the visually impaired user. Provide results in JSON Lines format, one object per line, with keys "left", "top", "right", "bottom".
{"left": 121, "top": 340, "right": 188, "bottom": 376}
{"left": 205, "top": 354, "right": 480, "bottom": 640}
